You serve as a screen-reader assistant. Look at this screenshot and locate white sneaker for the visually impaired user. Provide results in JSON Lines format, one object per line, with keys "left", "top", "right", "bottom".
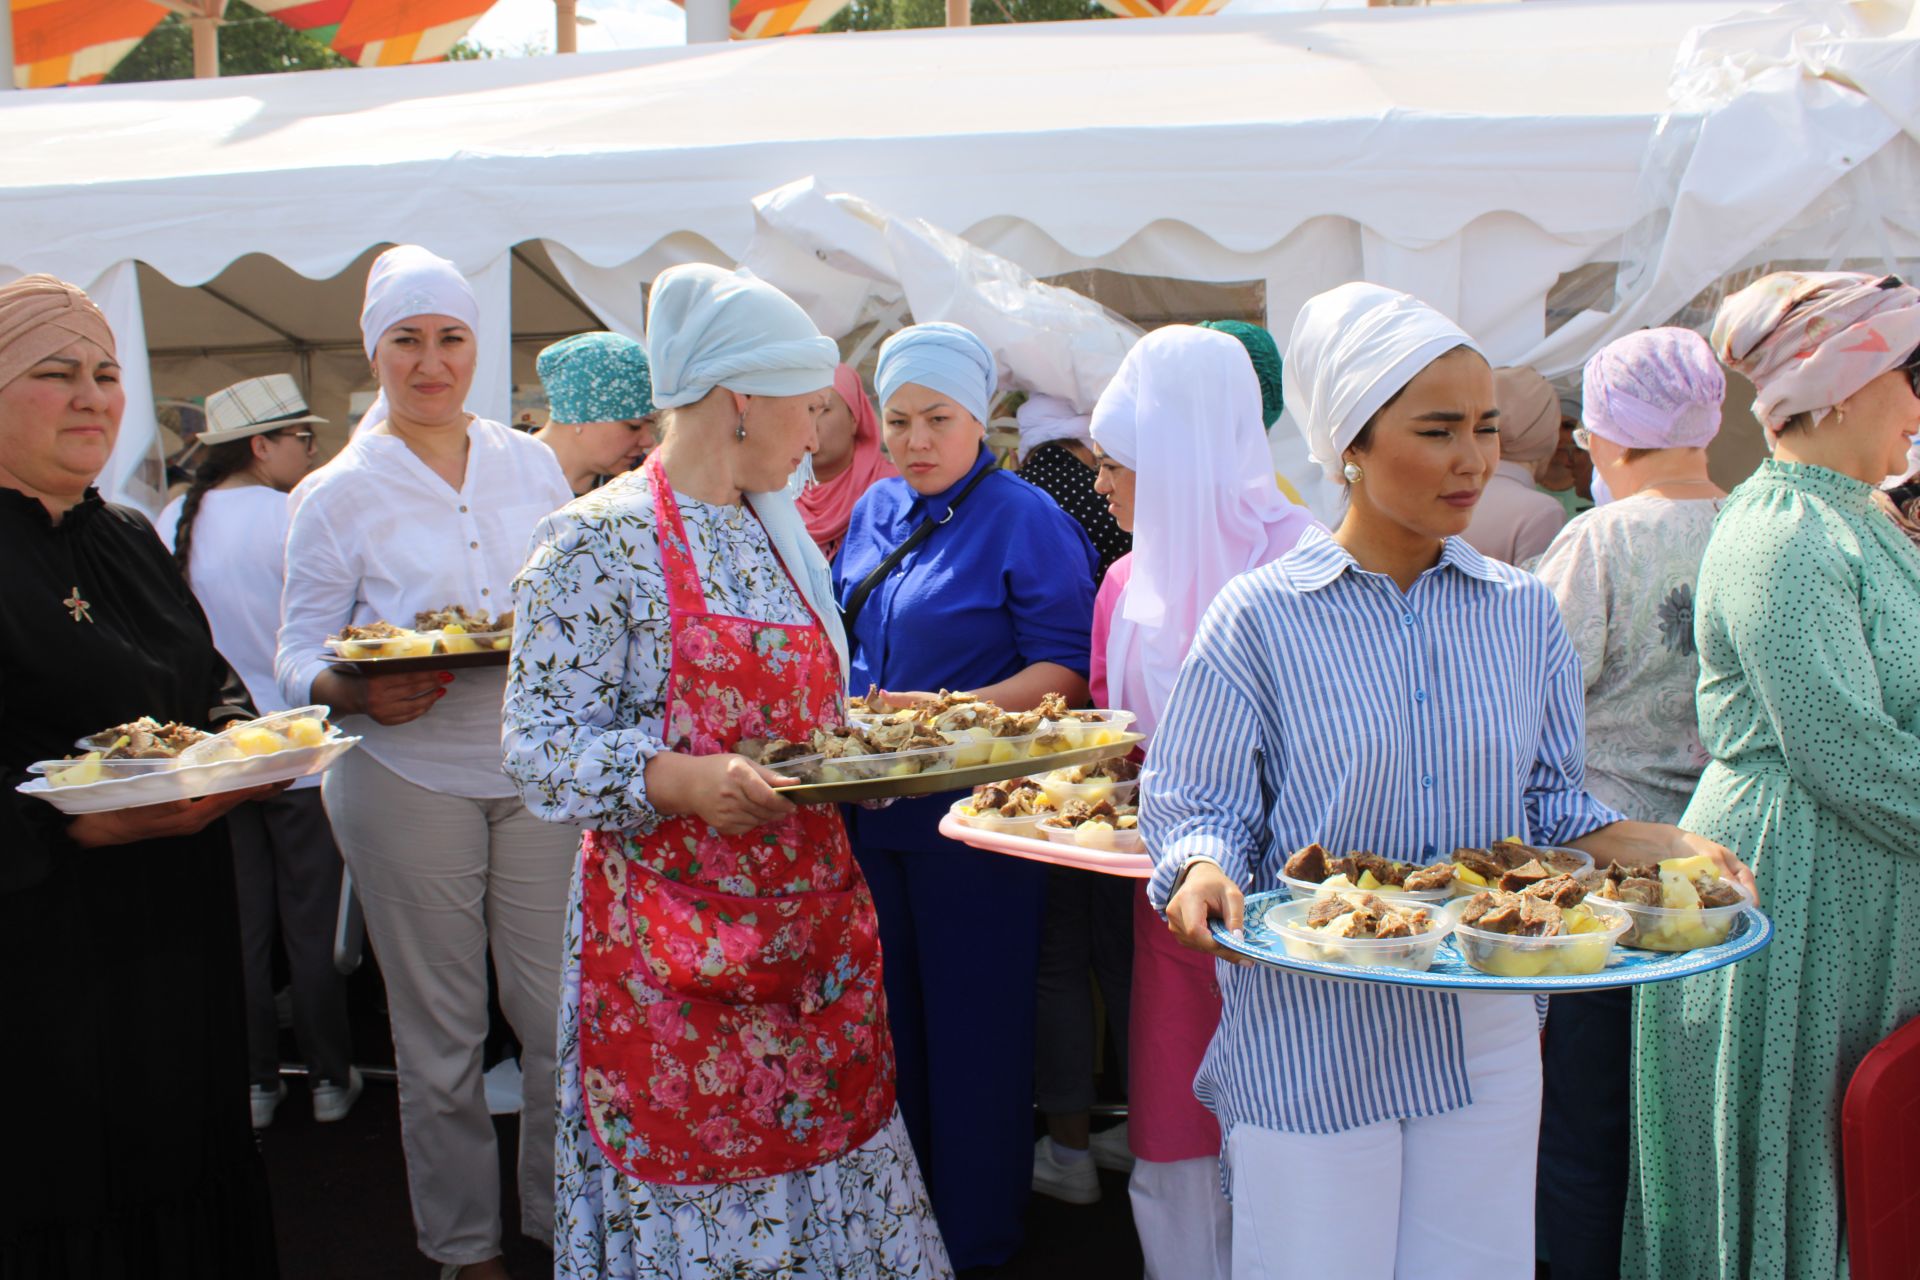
{"left": 1089, "top": 1121, "right": 1136, "bottom": 1174}
{"left": 1031, "top": 1135, "right": 1101, "bottom": 1205}
{"left": 250, "top": 1080, "right": 287, "bottom": 1129}
{"left": 311, "top": 1067, "right": 363, "bottom": 1123}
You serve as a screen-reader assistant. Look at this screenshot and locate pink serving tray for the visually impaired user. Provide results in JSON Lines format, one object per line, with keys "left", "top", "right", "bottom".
{"left": 938, "top": 814, "right": 1152, "bottom": 878}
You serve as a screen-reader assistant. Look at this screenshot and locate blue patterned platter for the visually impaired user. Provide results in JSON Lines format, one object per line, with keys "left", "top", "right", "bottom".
{"left": 1209, "top": 889, "right": 1773, "bottom": 993}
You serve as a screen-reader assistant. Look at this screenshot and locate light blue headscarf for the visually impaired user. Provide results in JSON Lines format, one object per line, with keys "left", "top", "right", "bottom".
{"left": 646, "top": 265, "right": 839, "bottom": 408}
{"left": 537, "top": 332, "right": 653, "bottom": 425}
{"left": 875, "top": 322, "right": 997, "bottom": 426}
{"left": 641, "top": 264, "right": 848, "bottom": 685}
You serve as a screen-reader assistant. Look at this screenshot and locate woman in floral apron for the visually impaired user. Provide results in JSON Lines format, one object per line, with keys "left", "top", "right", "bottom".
{"left": 504, "top": 268, "right": 950, "bottom": 1280}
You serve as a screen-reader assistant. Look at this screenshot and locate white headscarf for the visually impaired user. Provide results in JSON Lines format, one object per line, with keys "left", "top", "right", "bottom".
{"left": 1015, "top": 392, "right": 1092, "bottom": 462}
{"left": 646, "top": 264, "right": 841, "bottom": 408}
{"left": 356, "top": 244, "right": 481, "bottom": 437}
{"left": 1091, "top": 326, "right": 1320, "bottom": 737}
{"left": 643, "top": 264, "right": 849, "bottom": 684}
{"left": 1283, "top": 282, "right": 1478, "bottom": 482}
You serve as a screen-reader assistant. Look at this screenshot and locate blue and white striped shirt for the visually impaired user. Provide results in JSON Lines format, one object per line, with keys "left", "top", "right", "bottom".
{"left": 1141, "top": 525, "right": 1620, "bottom": 1136}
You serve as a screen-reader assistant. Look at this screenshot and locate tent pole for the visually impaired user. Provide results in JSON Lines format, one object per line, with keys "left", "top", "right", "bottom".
{"left": 1, "top": 2, "right": 15, "bottom": 92}
{"left": 188, "top": 1, "right": 229, "bottom": 79}
{"left": 556, "top": 0, "right": 579, "bottom": 53}
{"left": 686, "top": 0, "right": 731, "bottom": 43}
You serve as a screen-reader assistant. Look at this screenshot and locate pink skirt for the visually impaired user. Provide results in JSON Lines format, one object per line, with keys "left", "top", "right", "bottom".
{"left": 1128, "top": 883, "right": 1224, "bottom": 1163}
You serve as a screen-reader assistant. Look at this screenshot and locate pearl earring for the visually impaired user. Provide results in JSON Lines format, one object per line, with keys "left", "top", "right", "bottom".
{"left": 735, "top": 419, "right": 748, "bottom": 442}
{"left": 1343, "top": 462, "right": 1364, "bottom": 484}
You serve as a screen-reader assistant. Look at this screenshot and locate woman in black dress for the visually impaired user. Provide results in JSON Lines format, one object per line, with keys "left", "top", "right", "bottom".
{"left": 0, "top": 275, "right": 279, "bottom": 1278}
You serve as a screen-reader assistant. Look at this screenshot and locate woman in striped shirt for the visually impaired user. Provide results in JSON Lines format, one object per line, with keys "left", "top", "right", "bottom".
{"left": 1142, "top": 283, "right": 1753, "bottom": 1280}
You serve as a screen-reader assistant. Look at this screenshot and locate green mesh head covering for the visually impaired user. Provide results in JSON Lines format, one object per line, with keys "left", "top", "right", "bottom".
{"left": 1198, "top": 319, "right": 1283, "bottom": 430}
{"left": 537, "top": 331, "right": 654, "bottom": 425}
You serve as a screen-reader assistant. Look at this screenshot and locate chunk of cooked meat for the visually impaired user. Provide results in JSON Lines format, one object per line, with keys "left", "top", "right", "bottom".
{"left": 1499, "top": 859, "right": 1553, "bottom": 892}
{"left": 1520, "top": 875, "right": 1588, "bottom": 909}
{"left": 1306, "top": 895, "right": 1358, "bottom": 929}
{"left": 1402, "top": 862, "right": 1457, "bottom": 893}
{"left": 1461, "top": 894, "right": 1523, "bottom": 933}
{"left": 1515, "top": 895, "right": 1565, "bottom": 938}
{"left": 1698, "top": 879, "right": 1746, "bottom": 909}
{"left": 1612, "top": 877, "right": 1665, "bottom": 907}
{"left": 1285, "top": 843, "right": 1332, "bottom": 883}
{"left": 1453, "top": 847, "right": 1507, "bottom": 882}
{"left": 1355, "top": 852, "right": 1412, "bottom": 887}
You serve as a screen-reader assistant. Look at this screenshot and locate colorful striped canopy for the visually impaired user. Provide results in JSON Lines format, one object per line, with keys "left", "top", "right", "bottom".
{"left": 1097, "top": 0, "right": 1229, "bottom": 15}
{"left": 9, "top": 0, "right": 496, "bottom": 87}
{"left": 664, "top": 0, "right": 854, "bottom": 40}
{"left": 250, "top": 0, "right": 496, "bottom": 66}
{"left": 11, "top": 0, "right": 169, "bottom": 88}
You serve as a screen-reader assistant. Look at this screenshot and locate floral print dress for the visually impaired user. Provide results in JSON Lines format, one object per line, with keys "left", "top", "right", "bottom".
{"left": 1531, "top": 493, "right": 1724, "bottom": 824}
{"left": 505, "top": 470, "right": 951, "bottom": 1280}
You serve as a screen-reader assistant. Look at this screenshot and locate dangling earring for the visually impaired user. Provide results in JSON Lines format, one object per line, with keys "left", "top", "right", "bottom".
{"left": 1343, "top": 462, "right": 1364, "bottom": 484}
{"left": 573, "top": 425, "right": 582, "bottom": 437}
{"left": 735, "top": 417, "right": 748, "bottom": 442}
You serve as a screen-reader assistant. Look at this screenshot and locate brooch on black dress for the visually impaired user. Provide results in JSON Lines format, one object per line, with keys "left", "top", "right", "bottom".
{"left": 63, "top": 586, "right": 93, "bottom": 624}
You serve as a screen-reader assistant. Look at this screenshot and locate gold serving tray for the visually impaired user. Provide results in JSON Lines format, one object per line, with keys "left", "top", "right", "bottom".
{"left": 775, "top": 733, "right": 1144, "bottom": 805}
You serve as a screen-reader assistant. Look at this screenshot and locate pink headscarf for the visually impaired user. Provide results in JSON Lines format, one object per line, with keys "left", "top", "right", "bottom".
{"left": 1711, "top": 272, "right": 1920, "bottom": 434}
{"left": 1582, "top": 327, "right": 1726, "bottom": 450}
{"left": 797, "top": 364, "right": 897, "bottom": 559}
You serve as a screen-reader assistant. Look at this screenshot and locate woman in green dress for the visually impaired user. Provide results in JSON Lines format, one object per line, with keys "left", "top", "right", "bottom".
{"left": 1626, "top": 271, "right": 1920, "bottom": 1280}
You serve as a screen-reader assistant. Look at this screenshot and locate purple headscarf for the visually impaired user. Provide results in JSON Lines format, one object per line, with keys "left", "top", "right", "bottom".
{"left": 1582, "top": 328, "right": 1726, "bottom": 450}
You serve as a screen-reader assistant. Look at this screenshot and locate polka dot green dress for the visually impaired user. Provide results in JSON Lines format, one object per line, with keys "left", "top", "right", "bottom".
{"left": 1625, "top": 460, "right": 1920, "bottom": 1280}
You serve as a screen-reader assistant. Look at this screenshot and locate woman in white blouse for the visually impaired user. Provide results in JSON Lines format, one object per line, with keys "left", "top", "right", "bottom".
{"left": 275, "top": 246, "right": 576, "bottom": 1280}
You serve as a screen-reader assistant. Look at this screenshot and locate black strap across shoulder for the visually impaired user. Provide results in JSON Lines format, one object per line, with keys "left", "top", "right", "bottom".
{"left": 842, "top": 463, "right": 994, "bottom": 634}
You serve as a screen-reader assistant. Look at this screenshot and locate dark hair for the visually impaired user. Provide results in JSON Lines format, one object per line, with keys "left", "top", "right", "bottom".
{"left": 1622, "top": 447, "right": 1659, "bottom": 464}
{"left": 1774, "top": 410, "right": 1816, "bottom": 437}
{"left": 1343, "top": 343, "right": 1482, "bottom": 465}
{"left": 172, "top": 437, "right": 264, "bottom": 578}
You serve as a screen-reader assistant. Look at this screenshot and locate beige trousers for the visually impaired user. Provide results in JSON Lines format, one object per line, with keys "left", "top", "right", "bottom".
{"left": 324, "top": 749, "right": 577, "bottom": 1266}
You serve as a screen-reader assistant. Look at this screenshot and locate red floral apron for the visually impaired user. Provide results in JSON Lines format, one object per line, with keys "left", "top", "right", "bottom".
{"left": 576, "top": 456, "right": 894, "bottom": 1184}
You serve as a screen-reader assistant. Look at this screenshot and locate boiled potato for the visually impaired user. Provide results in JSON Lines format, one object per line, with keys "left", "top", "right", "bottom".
{"left": 946, "top": 728, "right": 994, "bottom": 768}
{"left": 284, "top": 717, "right": 327, "bottom": 748}
{"left": 229, "top": 727, "right": 285, "bottom": 757}
{"left": 48, "top": 753, "right": 104, "bottom": 788}
{"left": 440, "top": 623, "right": 482, "bottom": 655}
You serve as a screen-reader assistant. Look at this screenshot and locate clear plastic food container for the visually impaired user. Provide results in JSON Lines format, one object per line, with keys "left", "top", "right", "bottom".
{"left": 1452, "top": 899, "right": 1631, "bottom": 978}
{"left": 30, "top": 755, "right": 179, "bottom": 788}
{"left": 1261, "top": 897, "right": 1464, "bottom": 972}
{"left": 938, "top": 728, "right": 1043, "bottom": 768}
{"left": 948, "top": 798, "right": 1049, "bottom": 836}
{"left": 1036, "top": 773, "right": 1139, "bottom": 810}
{"left": 179, "top": 706, "right": 336, "bottom": 765}
{"left": 437, "top": 626, "right": 512, "bottom": 654}
{"left": 1040, "top": 819, "right": 1146, "bottom": 854}
{"left": 1446, "top": 845, "right": 1595, "bottom": 898}
{"left": 1027, "top": 709, "right": 1138, "bottom": 756}
{"left": 1608, "top": 882, "right": 1755, "bottom": 952}
{"left": 793, "top": 739, "right": 961, "bottom": 783}
{"left": 326, "top": 630, "right": 439, "bottom": 660}
{"left": 1280, "top": 869, "right": 1454, "bottom": 904}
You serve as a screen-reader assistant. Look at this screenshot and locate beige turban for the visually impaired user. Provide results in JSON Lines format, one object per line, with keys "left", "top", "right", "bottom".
{"left": 0, "top": 275, "right": 116, "bottom": 391}
{"left": 1493, "top": 366, "right": 1561, "bottom": 470}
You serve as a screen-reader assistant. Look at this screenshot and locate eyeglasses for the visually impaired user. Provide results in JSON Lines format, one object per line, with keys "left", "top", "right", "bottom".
{"left": 1903, "top": 346, "right": 1920, "bottom": 400}
{"left": 1571, "top": 426, "right": 1592, "bottom": 452}
{"left": 272, "top": 429, "right": 317, "bottom": 451}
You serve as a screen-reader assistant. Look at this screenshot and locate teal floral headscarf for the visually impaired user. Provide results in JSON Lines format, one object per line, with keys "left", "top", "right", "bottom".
{"left": 1198, "top": 319, "right": 1283, "bottom": 430}
{"left": 537, "top": 331, "right": 654, "bottom": 425}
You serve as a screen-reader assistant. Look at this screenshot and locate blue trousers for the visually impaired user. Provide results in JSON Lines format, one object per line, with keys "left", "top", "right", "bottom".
{"left": 1536, "top": 987, "right": 1632, "bottom": 1280}
{"left": 855, "top": 835, "right": 1050, "bottom": 1271}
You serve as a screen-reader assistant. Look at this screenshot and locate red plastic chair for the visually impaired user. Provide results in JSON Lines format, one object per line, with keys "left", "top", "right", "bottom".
{"left": 1842, "top": 1016, "right": 1920, "bottom": 1280}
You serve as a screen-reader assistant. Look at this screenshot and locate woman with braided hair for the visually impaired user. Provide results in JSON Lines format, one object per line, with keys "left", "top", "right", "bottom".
{"left": 156, "top": 375, "right": 358, "bottom": 1131}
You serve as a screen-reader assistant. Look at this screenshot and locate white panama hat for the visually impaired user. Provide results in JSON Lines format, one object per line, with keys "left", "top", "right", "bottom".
{"left": 198, "top": 374, "right": 327, "bottom": 445}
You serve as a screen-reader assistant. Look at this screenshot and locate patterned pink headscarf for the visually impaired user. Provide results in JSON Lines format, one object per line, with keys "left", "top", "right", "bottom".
{"left": 1710, "top": 272, "right": 1920, "bottom": 433}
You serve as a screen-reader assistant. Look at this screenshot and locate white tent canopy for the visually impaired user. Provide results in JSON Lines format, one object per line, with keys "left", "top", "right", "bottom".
{"left": 1, "top": 0, "right": 1913, "bottom": 512}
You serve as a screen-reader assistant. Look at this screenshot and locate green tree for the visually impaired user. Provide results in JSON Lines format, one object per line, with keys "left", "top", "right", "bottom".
{"left": 107, "top": 2, "right": 351, "bottom": 82}
{"left": 824, "top": 0, "right": 1107, "bottom": 32}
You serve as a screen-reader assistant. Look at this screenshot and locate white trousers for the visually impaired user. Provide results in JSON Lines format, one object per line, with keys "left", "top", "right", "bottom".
{"left": 1131, "top": 1155, "right": 1232, "bottom": 1280}
{"left": 324, "top": 749, "right": 578, "bottom": 1266}
{"left": 1224, "top": 993, "right": 1541, "bottom": 1280}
